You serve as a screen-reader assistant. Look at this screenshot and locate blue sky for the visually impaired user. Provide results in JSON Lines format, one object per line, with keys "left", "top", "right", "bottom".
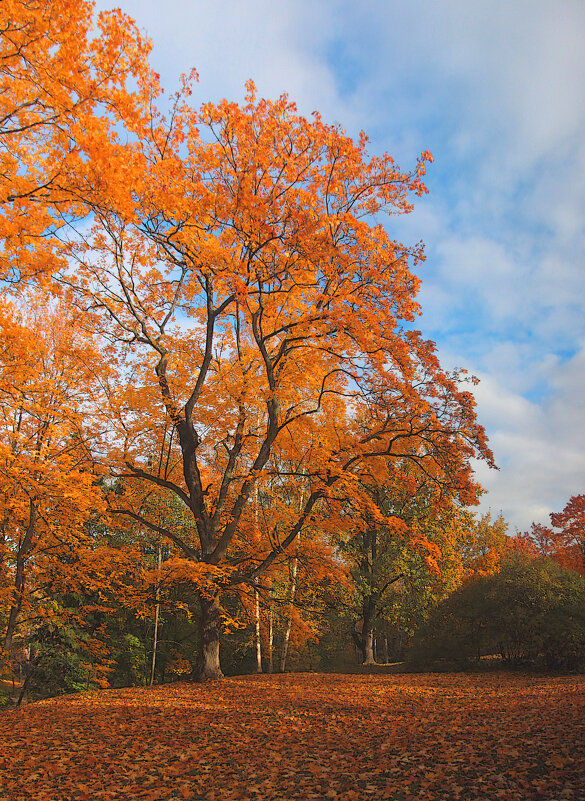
{"left": 95, "top": 0, "right": 585, "bottom": 531}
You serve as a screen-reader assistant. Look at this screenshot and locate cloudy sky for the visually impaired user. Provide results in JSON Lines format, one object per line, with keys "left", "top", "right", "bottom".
{"left": 95, "top": 0, "right": 585, "bottom": 532}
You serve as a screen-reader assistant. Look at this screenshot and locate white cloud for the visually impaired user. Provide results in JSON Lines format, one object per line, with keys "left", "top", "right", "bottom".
{"left": 471, "top": 347, "right": 585, "bottom": 531}
{"left": 97, "top": 0, "right": 351, "bottom": 122}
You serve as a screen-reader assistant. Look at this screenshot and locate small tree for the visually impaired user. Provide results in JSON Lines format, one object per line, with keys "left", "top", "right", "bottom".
{"left": 550, "top": 495, "right": 585, "bottom": 574}
{"left": 340, "top": 470, "right": 473, "bottom": 665}
{"left": 519, "top": 495, "right": 585, "bottom": 575}
{"left": 0, "top": 298, "right": 104, "bottom": 672}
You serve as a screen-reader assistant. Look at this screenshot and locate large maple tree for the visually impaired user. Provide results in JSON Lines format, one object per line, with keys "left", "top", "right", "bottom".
{"left": 57, "top": 79, "right": 494, "bottom": 679}
{"left": 0, "top": 0, "right": 495, "bottom": 681}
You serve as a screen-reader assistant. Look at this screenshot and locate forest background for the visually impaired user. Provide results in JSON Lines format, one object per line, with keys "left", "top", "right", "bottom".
{"left": 1, "top": 0, "right": 585, "bottom": 699}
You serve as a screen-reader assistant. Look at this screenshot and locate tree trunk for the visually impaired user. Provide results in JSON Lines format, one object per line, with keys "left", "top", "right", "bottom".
{"left": 149, "top": 540, "right": 162, "bottom": 686}
{"left": 267, "top": 603, "right": 274, "bottom": 674}
{"left": 280, "top": 484, "right": 304, "bottom": 674}
{"left": 254, "top": 580, "right": 263, "bottom": 673}
{"left": 252, "top": 466, "right": 263, "bottom": 673}
{"left": 359, "top": 595, "right": 377, "bottom": 665}
{"left": 3, "top": 500, "right": 36, "bottom": 661}
{"left": 280, "top": 555, "right": 298, "bottom": 673}
{"left": 363, "top": 629, "right": 376, "bottom": 665}
{"left": 198, "top": 592, "right": 224, "bottom": 680}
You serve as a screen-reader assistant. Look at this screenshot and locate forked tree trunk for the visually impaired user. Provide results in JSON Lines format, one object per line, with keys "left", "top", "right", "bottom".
{"left": 198, "top": 592, "right": 224, "bottom": 681}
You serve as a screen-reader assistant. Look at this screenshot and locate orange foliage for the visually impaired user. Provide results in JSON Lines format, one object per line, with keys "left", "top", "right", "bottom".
{"left": 0, "top": 298, "right": 104, "bottom": 658}
{"left": 520, "top": 495, "right": 585, "bottom": 575}
{"left": 56, "top": 79, "right": 493, "bottom": 675}
{"left": 1, "top": 3, "right": 495, "bottom": 677}
{"left": 0, "top": 0, "right": 156, "bottom": 282}
{"left": 550, "top": 494, "right": 585, "bottom": 574}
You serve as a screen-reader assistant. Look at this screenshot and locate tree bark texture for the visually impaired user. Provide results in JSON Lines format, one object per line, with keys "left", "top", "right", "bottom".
{"left": 198, "top": 592, "right": 224, "bottom": 680}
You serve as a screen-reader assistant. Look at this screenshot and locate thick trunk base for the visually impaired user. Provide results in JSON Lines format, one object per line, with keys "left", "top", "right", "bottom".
{"left": 362, "top": 631, "right": 376, "bottom": 665}
{"left": 198, "top": 662, "right": 224, "bottom": 681}
{"left": 198, "top": 592, "right": 224, "bottom": 681}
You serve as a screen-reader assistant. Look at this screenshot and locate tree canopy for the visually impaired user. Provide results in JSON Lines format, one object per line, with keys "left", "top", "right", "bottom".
{"left": 1, "top": 0, "right": 494, "bottom": 682}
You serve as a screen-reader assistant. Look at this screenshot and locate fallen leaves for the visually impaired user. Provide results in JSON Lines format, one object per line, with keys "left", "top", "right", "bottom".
{"left": 0, "top": 672, "right": 584, "bottom": 800}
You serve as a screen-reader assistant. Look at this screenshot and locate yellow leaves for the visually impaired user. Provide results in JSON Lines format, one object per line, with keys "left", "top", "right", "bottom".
{"left": 166, "top": 650, "right": 193, "bottom": 678}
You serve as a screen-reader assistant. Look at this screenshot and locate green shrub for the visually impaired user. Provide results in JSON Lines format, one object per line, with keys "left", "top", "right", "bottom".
{"left": 407, "top": 555, "right": 585, "bottom": 671}
{"left": 26, "top": 622, "right": 90, "bottom": 697}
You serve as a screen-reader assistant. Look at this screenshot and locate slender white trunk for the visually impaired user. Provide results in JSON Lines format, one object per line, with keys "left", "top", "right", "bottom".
{"left": 254, "top": 580, "right": 263, "bottom": 673}
{"left": 149, "top": 540, "right": 162, "bottom": 686}
{"left": 267, "top": 602, "right": 274, "bottom": 674}
{"left": 280, "top": 483, "right": 306, "bottom": 673}
{"left": 280, "top": 555, "right": 298, "bottom": 673}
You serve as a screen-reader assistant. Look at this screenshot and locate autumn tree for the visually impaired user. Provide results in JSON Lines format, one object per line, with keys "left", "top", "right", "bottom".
{"left": 0, "top": 297, "right": 104, "bottom": 672}
{"left": 513, "top": 523, "right": 555, "bottom": 559}
{"left": 0, "top": 0, "right": 155, "bottom": 283}
{"left": 338, "top": 463, "right": 475, "bottom": 665}
{"left": 521, "top": 496, "right": 585, "bottom": 575}
{"left": 549, "top": 495, "right": 585, "bottom": 574}
{"left": 56, "top": 77, "right": 494, "bottom": 680}
{"left": 0, "top": 1, "right": 167, "bottom": 689}
{"left": 460, "top": 511, "right": 509, "bottom": 578}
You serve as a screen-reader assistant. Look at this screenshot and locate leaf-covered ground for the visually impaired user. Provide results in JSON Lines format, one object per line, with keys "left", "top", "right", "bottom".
{"left": 1, "top": 672, "right": 584, "bottom": 800}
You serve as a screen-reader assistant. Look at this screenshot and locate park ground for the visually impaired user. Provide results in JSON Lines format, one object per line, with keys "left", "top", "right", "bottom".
{"left": 0, "top": 672, "right": 584, "bottom": 800}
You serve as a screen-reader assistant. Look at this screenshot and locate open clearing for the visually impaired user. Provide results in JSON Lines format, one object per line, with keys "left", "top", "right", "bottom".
{"left": 1, "top": 672, "right": 584, "bottom": 800}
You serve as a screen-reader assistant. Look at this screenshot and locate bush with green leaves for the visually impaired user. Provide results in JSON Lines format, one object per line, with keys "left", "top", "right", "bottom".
{"left": 26, "top": 622, "right": 91, "bottom": 698}
{"left": 407, "top": 555, "right": 585, "bottom": 671}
